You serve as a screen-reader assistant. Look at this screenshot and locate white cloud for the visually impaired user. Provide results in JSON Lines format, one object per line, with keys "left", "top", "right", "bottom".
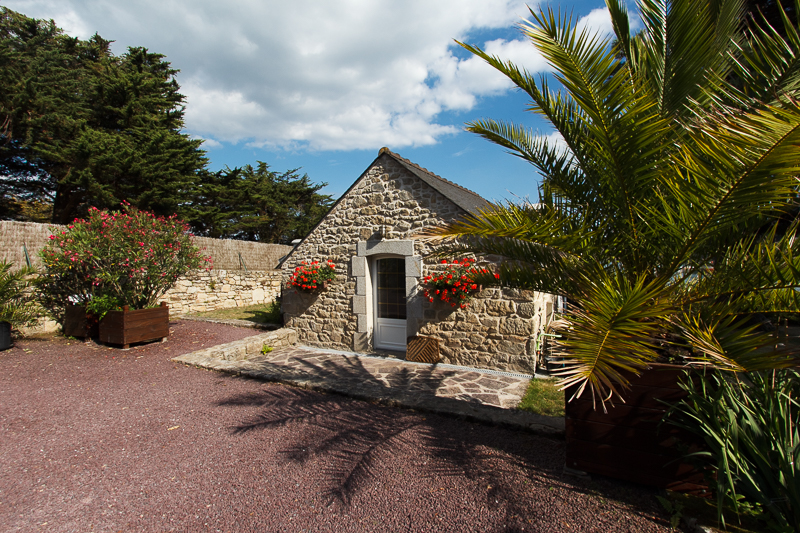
{"left": 7, "top": 0, "right": 93, "bottom": 38}
{"left": 542, "top": 131, "right": 571, "bottom": 157}
{"left": 192, "top": 137, "right": 221, "bottom": 150}
{"left": 3, "top": 0, "right": 613, "bottom": 151}
{"left": 576, "top": 7, "right": 615, "bottom": 38}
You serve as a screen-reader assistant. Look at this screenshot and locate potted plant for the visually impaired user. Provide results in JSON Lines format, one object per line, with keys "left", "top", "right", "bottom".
{"left": 422, "top": 257, "right": 489, "bottom": 309}
{"left": 422, "top": 0, "right": 800, "bottom": 521}
{"left": 563, "top": 363, "right": 708, "bottom": 492}
{"left": 0, "top": 261, "right": 39, "bottom": 350}
{"left": 38, "top": 203, "right": 211, "bottom": 346}
{"left": 288, "top": 260, "right": 336, "bottom": 292}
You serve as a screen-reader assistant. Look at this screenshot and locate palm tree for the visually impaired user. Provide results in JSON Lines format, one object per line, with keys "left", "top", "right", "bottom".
{"left": 424, "top": 0, "right": 800, "bottom": 405}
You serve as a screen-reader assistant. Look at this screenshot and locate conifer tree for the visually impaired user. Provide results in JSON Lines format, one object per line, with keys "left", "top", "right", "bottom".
{"left": 0, "top": 8, "right": 206, "bottom": 223}
{"left": 191, "top": 163, "right": 333, "bottom": 244}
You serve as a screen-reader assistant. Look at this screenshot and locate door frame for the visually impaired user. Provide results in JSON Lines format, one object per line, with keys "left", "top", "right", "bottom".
{"left": 350, "top": 239, "right": 423, "bottom": 353}
{"left": 372, "top": 256, "right": 407, "bottom": 351}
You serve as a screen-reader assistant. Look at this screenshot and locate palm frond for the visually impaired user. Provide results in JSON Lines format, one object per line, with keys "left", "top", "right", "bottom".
{"left": 550, "top": 272, "right": 674, "bottom": 406}
{"left": 719, "top": 0, "right": 800, "bottom": 107}
{"left": 430, "top": 0, "right": 800, "bottom": 408}
{"left": 684, "top": 220, "right": 800, "bottom": 313}
{"left": 674, "top": 312, "right": 800, "bottom": 371}
{"left": 663, "top": 102, "right": 800, "bottom": 274}
{"left": 633, "top": 0, "right": 745, "bottom": 116}
{"left": 420, "top": 203, "right": 591, "bottom": 294}
{"left": 463, "top": 119, "right": 581, "bottom": 203}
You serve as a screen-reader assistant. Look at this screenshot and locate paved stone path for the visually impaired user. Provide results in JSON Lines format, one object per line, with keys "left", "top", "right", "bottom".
{"left": 174, "top": 343, "right": 564, "bottom": 435}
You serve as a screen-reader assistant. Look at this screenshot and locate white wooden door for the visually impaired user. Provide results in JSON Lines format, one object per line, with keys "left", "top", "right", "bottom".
{"left": 373, "top": 257, "right": 407, "bottom": 351}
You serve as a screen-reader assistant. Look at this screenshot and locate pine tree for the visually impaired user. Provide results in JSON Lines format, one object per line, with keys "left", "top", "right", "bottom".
{"left": 0, "top": 8, "right": 206, "bottom": 223}
{"left": 190, "top": 163, "right": 333, "bottom": 244}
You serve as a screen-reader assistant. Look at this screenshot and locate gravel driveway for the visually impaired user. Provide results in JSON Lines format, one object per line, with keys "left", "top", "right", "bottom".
{"left": 0, "top": 320, "right": 673, "bottom": 532}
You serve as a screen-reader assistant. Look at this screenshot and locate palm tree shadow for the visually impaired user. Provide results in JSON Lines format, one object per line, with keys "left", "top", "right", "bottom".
{"left": 215, "top": 356, "right": 667, "bottom": 530}
{"left": 222, "top": 386, "right": 430, "bottom": 505}
{"left": 219, "top": 353, "right": 458, "bottom": 505}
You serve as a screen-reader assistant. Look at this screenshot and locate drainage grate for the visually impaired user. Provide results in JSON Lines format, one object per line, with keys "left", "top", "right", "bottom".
{"left": 434, "top": 363, "right": 532, "bottom": 379}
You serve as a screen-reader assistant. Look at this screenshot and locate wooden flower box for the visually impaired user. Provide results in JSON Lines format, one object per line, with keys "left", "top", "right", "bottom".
{"left": 99, "top": 302, "right": 170, "bottom": 348}
{"left": 565, "top": 364, "right": 707, "bottom": 494}
{"left": 292, "top": 280, "right": 329, "bottom": 293}
{"left": 63, "top": 304, "right": 98, "bottom": 339}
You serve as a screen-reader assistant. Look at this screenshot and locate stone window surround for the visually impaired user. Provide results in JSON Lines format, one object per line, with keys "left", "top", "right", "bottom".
{"left": 351, "top": 239, "right": 423, "bottom": 352}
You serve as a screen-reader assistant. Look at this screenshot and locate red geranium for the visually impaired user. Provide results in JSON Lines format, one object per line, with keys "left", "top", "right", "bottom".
{"left": 289, "top": 260, "right": 336, "bottom": 292}
{"left": 423, "top": 257, "right": 486, "bottom": 309}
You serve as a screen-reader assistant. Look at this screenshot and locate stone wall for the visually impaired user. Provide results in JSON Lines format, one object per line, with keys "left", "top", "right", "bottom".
{"left": 14, "top": 269, "right": 283, "bottom": 337}
{"left": 164, "top": 269, "right": 283, "bottom": 315}
{"left": 282, "top": 153, "right": 555, "bottom": 373}
{"left": 0, "top": 220, "right": 291, "bottom": 270}
{"left": 418, "top": 288, "right": 553, "bottom": 372}
{"left": 1, "top": 220, "right": 287, "bottom": 332}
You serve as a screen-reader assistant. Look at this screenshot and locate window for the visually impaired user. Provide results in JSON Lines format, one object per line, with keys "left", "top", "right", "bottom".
{"left": 376, "top": 258, "right": 406, "bottom": 320}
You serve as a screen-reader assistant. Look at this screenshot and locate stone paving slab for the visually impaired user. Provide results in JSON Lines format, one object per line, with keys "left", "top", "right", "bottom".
{"left": 173, "top": 341, "right": 564, "bottom": 436}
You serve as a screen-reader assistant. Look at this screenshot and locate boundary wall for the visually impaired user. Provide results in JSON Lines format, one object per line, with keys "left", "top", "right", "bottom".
{"left": 1, "top": 221, "right": 287, "bottom": 333}
{"left": 0, "top": 221, "right": 292, "bottom": 270}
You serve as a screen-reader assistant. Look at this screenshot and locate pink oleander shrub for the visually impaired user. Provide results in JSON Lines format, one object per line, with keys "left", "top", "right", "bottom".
{"left": 37, "top": 203, "right": 211, "bottom": 322}
{"left": 423, "top": 257, "right": 495, "bottom": 309}
{"left": 288, "top": 260, "right": 336, "bottom": 292}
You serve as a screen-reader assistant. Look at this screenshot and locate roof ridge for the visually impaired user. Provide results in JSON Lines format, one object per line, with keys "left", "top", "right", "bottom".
{"left": 378, "top": 147, "right": 487, "bottom": 202}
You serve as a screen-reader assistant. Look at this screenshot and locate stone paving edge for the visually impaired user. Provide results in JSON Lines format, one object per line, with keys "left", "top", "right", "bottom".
{"left": 172, "top": 329, "right": 565, "bottom": 437}
{"left": 178, "top": 315, "right": 282, "bottom": 330}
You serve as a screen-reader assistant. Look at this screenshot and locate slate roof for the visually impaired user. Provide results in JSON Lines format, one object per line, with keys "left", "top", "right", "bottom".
{"left": 377, "top": 147, "right": 490, "bottom": 214}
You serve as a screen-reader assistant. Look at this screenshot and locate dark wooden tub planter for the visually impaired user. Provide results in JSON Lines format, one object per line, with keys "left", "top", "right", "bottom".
{"left": 99, "top": 302, "right": 169, "bottom": 349}
{"left": 63, "top": 304, "right": 99, "bottom": 339}
{"left": 0, "top": 321, "right": 11, "bottom": 350}
{"left": 565, "top": 364, "right": 707, "bottom": 494}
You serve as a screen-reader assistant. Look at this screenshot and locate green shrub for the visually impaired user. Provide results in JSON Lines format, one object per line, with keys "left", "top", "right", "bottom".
{"left": 84, "top": 294, "right": 122, "bottom": 320}
{"left": 668, "top": 369, "right": 800, "bottom": 532}
{"left": 0, "top": 261, "right": 39, "bottom": 329}
{"left": 263, "top": 300, "right": 281, "bottom": 324}
{"left": 37, "top": 204, "right": 211, "bottom": 322}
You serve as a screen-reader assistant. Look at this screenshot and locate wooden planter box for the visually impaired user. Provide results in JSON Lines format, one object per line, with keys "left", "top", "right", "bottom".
{"left": 565, "top": 364, "right": 707, "bottom": 494}
{"left": 99, "top": 303, "right": 170, "bottom": 348}
{"left": 63, "top": 304, "right": 99, "bottom": 339}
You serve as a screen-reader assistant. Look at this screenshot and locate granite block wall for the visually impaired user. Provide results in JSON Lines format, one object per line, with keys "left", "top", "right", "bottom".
{"left": 282, "top": 153, "right": 555, "bottom": 373}
{"left": 164, "top": 270, "right": 283, "bottom": 315}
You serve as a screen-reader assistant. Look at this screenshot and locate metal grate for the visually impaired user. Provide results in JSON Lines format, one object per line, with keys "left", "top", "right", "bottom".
{"left": 434, "top": 363, "right": 532, "bottom": 379}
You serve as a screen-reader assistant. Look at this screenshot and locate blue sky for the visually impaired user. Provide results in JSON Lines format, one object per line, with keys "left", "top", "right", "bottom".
{"left": 4, "top": 0, "right": 614, "bottom": 203}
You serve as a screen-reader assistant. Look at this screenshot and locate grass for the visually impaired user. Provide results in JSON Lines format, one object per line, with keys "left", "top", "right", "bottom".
{"left": 516, "top": 377, "right": 565, "bottom": 417}
{"left": 659, "top": 491, "right": 768, "bottom": 533}
{"left": 186, "top": 301, "right": 281, "bottom": 325}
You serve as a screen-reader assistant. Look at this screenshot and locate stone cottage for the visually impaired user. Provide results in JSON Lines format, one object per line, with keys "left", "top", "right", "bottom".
{"left": 280, "top": 148, "right": 555, "bottom": 373}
